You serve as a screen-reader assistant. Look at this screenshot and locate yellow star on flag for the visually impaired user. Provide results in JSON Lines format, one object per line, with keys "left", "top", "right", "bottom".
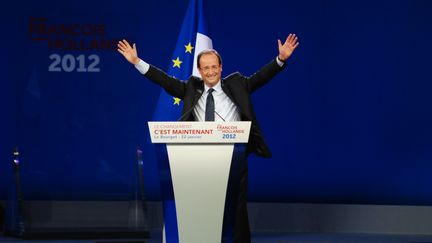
{"left": 172, "top": 57, "right": 182, "bottom": 68}
{"left": 173, "top": 97, "right": 181, "bottom": 105}
{"left": 185, "top": 43, "right": 194, "bottom": 54}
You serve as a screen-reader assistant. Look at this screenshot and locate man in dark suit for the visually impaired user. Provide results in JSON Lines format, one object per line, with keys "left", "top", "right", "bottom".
{"left": 118, "top": 34, "right": 299, "bottom": 242}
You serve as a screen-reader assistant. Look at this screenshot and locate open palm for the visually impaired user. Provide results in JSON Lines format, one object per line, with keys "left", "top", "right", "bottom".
{"left": 278, "top": 34, "right": 299, "bottom": 61}
{"left": 117, "top": 39, "right": 140, "bottom": 65}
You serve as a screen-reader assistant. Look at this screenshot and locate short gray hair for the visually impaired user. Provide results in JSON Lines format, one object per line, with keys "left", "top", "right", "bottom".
{"left": 197, "top": 49, "right": 222, "bottom": 68}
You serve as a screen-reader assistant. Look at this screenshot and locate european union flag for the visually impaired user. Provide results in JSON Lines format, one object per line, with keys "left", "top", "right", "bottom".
{"left": 150, "top": 1, "right": 212, "bottom": 242}
{"left": 152, "top": 0, "right": 212, "bottom": 121}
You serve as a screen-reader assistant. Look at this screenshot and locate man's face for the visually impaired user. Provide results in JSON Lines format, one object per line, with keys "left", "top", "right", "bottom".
{"left": 198, "top": 53, "right": 222, "bottom": 87}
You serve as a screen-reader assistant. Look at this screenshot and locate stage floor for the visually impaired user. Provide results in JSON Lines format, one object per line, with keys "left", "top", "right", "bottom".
{"left": 2, "top": 232, "right": 432, "bottom": 243}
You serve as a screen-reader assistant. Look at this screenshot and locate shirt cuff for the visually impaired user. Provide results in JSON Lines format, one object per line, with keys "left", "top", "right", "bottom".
{"left": 276, "top": 56, "right": 285, "bottom": 67}
{"left": 134, "top": 59, "right": 150, "bottom": 74}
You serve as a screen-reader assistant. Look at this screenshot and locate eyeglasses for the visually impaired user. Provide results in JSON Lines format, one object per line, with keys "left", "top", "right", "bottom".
{"left": 200, "top": 65, "right": 220, "bottom": 72}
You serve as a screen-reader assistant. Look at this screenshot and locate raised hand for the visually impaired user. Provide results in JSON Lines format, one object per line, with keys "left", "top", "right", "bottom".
{"left": 117, "top": 39, "right": 140, "bottom": 65}
{"left": 277, "top": 34, "right": 299, "bottom": 62}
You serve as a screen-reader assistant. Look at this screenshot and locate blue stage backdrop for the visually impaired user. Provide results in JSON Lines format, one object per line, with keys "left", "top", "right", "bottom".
{"left": 1, "top": 0, "right": 432, "bottom": 204}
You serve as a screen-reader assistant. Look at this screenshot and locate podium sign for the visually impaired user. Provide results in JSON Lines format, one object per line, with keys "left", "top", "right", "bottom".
{"left": 148, "top": 122, "right": 251, "bottom": 243}
{"left": 148, "top": 121, "right": 251, "bottom": 143}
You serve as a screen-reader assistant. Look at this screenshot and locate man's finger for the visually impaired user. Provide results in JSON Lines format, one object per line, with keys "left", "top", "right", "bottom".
{"left": 123, "top": 39, "right": 132, "bottom": 48}
{"left": 278, "top": 39, "right": 282, "bottom": 49}
{"left": 118, "top": 41, "right": 127, "bottom": 50}
{"left": 285, "top": 34, "right": 293, "bottom": 45}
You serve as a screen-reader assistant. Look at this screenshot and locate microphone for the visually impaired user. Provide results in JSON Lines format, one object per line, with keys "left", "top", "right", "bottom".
{"left": 177, "top": 105, "right": 196, "bottom": 121}
{"left": 177, "top": 89, "right": 203, "bottom": 121}
{"left": 214, "top": 110, "right": 226, "bottom": 121}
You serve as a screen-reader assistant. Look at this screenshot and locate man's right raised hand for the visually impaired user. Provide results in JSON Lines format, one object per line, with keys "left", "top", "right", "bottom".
{"left": 117, "top": 39, "right": 140, "bottom": 65}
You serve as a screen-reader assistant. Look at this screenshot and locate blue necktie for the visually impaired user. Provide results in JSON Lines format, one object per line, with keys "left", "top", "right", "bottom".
{"left": 205, "top": 88, "right": 215, "bottom": 121}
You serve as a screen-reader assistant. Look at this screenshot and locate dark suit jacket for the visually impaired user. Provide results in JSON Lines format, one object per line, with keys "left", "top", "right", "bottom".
{"left": 144, "top": 58, "right": 286, "bottom": 158}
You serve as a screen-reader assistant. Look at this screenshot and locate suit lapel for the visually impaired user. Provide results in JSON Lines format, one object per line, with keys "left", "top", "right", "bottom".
{"left": 194, "top": 80, "right": 204, "bottom": 102}
{"left": 221, "top": 79, "right": 235, "bottom": 103}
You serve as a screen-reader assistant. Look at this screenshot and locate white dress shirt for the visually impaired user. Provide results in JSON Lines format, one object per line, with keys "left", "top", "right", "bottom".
{"left": 194, "top": 81, "right": 240, "bottom": 121}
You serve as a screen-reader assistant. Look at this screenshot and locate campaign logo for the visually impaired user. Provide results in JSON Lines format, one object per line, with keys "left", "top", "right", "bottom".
{"left": 28, "top": 17, "right": 120, "bottom": 73}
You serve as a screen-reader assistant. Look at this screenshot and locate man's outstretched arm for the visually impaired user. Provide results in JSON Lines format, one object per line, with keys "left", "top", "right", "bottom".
{"left": 245, "top": 33, "right": 300, "bottom": 92}
{"left": 117, "top": 39, "right": 186, "bottom": 98}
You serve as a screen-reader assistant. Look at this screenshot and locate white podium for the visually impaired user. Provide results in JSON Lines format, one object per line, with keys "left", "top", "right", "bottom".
{"left": 148, "top": 121, "right": 251, "bottom": 243}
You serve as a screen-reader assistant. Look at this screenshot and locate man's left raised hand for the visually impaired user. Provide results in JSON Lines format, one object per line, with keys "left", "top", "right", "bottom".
{"left": 278, "top": 33, "right": 299, "bottom": 62}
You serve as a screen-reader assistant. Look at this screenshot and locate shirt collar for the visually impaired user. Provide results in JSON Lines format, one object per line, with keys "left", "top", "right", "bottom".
{"left": 204, "top": 80, "right": 222, "bottom": 93}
